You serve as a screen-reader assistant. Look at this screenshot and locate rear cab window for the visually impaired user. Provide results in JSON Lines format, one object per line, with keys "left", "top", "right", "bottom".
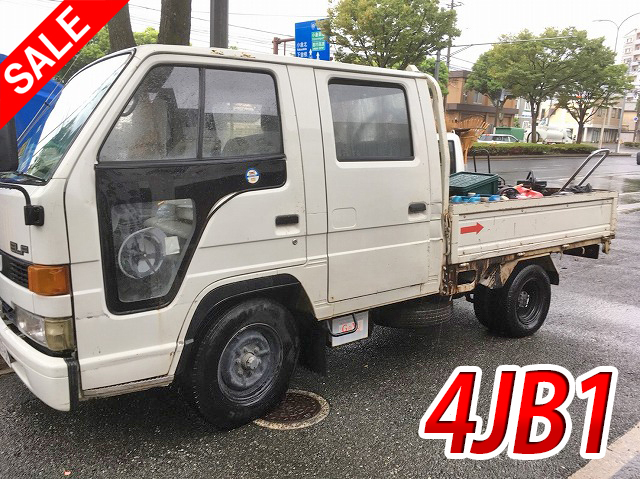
{"left": 327, "top": 80, "right": 412, "bottom": 161}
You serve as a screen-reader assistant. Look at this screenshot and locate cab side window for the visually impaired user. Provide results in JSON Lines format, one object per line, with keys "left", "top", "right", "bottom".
{"left": 100, "top": 66, "right": 200, "bottom": 162}
{"left": 328, "top": 81, "right": 412, "bottom": 161}
{"left": 203, "top": 69, "right": 282, "bottom": 158}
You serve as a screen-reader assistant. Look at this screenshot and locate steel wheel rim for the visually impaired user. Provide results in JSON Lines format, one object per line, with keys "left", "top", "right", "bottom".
{"left": 516, "top": 278, "right": 543, "bottom": 325}
{"left": 218, "top": 323, "right": 283, "bottom": 405}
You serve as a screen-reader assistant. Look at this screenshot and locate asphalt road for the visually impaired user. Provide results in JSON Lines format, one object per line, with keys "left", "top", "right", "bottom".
{"left": 1, "top": 154, "right": 639, "bottom": 479}
{"left": 476, "top": 152, "right": 640, "bottom": 207}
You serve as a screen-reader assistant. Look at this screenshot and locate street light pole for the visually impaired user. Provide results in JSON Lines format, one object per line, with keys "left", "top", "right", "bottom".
{"left": 595, "top": 12, "right": 640, "bottom": 152}
{"left": 210, "top": 0, "right": 229, "bottom": 48}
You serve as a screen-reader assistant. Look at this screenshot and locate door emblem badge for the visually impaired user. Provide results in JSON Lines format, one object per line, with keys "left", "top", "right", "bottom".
{"left": 246, "top": 168, "right": 260, "bottom": 185}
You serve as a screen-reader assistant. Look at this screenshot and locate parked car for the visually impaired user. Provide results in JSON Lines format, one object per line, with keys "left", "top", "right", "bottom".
{"left": 477, "top": 134, "right": 520, "bottom": 144}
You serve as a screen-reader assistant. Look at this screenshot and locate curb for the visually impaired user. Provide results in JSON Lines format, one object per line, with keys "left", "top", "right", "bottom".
{"left": 478, "top": 153, "right": 634, "bottom": 161}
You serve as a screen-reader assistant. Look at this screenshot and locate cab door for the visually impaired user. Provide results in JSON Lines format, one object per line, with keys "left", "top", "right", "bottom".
{"left": 65, "top": 57, "right": 306, "bottom": 389}
{"left": 315, "top": 70, "right": 432, "bottom": 302}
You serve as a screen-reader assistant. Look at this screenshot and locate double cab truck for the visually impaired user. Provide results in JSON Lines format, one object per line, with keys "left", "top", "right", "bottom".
{"left": 0, "top": 46, "right": 617, "bottom": 429}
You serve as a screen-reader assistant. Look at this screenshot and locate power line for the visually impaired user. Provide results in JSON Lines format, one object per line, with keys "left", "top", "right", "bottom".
{"left": 450, "top": 36, "right": 575, "bottom": 48}
{"left": 128, "top": 3, "right": 293, "bottom": 37}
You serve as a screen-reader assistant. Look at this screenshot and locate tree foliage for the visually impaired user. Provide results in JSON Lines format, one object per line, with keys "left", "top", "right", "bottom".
{"left": 465, "top": 50, "right": 515, "bottom": 128}
{"left": 417, "top": 57, "right": 449, "bottom": 95}
{"left": 487, "top": 28, "right": 595, "bottom": 142}
{"left": 55, "top": 27, "right": 159, "bottom": 82}
{"left": 324, "top": 0, "right": 459, "bottom": 70}
{"left": 557, "top": 56, "right": 632, "bottom": 143}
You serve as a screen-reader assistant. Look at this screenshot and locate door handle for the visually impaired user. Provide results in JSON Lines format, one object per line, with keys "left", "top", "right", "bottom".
{"left": 276, "top": 214, "right": 299, "bottom": 226}
{"left": 408, "top": 202, "right": 427, "bottom": 214}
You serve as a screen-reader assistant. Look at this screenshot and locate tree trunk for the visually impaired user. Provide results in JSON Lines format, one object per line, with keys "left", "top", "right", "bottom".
{"left": 494, "top": 102, "right": 501, "bottom": 130}
{"left": 576, "top": 123, "right": 584, "bottom": 144}
{"left": 529, "top": 101, "right": 540, "bottom": 143}
{"left": 158, "top": 0, "right": 193, "bottom": 46}
{"left": 108, "top": 4, "right": 135, "bottom": 52}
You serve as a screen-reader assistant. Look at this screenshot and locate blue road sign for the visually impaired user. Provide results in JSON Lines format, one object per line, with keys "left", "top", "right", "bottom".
{"left": 295, "top": 20, "right": 330, "bottom": 61}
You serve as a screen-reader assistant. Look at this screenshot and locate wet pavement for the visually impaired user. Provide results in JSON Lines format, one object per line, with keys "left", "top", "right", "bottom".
{"left": 0, "top": 154, "right": 639, "bottom": 478}
{"left": 474, "top": 152, "right": 640, "bottom": 206}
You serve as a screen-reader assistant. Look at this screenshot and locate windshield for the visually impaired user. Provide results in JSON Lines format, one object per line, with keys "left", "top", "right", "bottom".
{"left": 12, "top": 54, "right": 130, "bottom": 182}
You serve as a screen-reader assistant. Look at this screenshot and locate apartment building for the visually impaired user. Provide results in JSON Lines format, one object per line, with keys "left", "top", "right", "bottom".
{"left": 621, "top": 27, "right": 640, "bottom": 142}
{"left": 445, "top": 70, "right": 518, "bottom": 130}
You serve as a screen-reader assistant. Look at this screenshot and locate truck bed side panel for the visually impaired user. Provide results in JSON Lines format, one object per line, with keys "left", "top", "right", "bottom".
{"left": 449, "top": 192, "right": 617, "bottom": 264}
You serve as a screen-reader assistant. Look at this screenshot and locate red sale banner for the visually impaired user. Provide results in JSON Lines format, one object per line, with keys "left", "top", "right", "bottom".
{"left": 0, "top": 0, "right": 130, "bottom": 129}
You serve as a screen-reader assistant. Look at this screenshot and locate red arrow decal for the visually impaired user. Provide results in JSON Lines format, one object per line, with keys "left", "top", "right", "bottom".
{"left": 461, "top": 222, "right": 484, "bottom": 235}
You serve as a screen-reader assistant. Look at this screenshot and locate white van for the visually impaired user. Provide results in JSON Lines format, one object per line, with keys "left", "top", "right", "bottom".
{"left": 0, "top": 46, "right": 617, "bottom": 428}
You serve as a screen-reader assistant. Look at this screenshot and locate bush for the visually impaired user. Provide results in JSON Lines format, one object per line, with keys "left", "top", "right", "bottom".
{"left": 623, "top": 142, "right": 640, "bottom": 148}
{"left": 469, "top": 142, "right": 597, "bottom": 156}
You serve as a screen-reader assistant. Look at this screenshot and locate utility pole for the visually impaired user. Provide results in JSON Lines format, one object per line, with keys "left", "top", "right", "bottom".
{"left": 444, "top": 0, "right": 462, "bottom": 69}
{"left": 210, "top": 0, "right": 229, "bottom": 48}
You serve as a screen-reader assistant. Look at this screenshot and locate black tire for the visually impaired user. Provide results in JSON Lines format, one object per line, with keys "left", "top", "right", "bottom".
{"left": 186, "top": 298, "right": 299, "bottom": 429}
{"left": 492, "top": 264, "right": 551, "bottom": 337}
{"left": 371, "top": 295, "right": 452, "bottom": 329}
{"left": 527, "top": 132, "right": 541, "bottom": 143}
{"left": 473, "top": 284, "right": 500, "bottom": 329}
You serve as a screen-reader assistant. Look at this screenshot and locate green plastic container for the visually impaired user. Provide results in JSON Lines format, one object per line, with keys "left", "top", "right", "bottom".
{"left": 449, "top": 172, "right": 499, "bottom": 196}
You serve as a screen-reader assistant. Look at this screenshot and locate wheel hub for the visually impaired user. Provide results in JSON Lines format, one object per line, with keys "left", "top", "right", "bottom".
{"left": 218, "top": 324, "right": 282, "bottom": 404}
{"left": 518, "top": 291, "right": 531, "bottom": 309}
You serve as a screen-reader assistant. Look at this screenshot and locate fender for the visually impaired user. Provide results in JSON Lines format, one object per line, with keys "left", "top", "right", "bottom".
{"left": 175, "top": 274, "right": 327, "bottom": 376}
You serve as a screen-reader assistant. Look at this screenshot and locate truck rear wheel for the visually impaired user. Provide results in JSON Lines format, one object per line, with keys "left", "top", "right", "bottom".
{"left": 492, "top": 264, "right": 551, "bottom": 337}
{"left": 187, "top": 298, "right": 299, "bottom": 429}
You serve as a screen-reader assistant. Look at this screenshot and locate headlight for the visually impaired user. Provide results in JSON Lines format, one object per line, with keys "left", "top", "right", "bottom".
{"left": 14, "top": 306, "right": 75, "bottom": 352}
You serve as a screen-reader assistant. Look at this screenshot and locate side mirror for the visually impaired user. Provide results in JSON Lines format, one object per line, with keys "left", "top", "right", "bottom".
{"left": 0, "top": 118, "right": 18, "bottom": 172}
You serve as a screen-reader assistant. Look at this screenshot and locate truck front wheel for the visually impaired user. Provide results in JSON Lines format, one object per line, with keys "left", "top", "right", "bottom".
{"left": 494, "top": 264, "right": 551, "bottom": 337}
{"left": 186, "top": 298, "right": 299, "bottom": 429}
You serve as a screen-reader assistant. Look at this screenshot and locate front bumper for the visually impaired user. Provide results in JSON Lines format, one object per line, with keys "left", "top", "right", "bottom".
{"left": 0, "top": 323, "right": 72, "bottom": 411}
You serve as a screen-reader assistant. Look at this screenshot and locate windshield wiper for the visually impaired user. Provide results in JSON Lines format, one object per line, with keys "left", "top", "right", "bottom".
{"left": 0, "top": 171, "right": 45, "bottom": 183}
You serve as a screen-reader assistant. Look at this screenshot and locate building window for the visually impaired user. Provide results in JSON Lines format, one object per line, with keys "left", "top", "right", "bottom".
{"left": 473, "top": 91, "right": 483, "bottom": 104}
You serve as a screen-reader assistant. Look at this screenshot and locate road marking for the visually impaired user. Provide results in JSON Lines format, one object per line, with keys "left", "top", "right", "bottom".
{"left": 570, "top": 422, "right": 640, "bottom": 479}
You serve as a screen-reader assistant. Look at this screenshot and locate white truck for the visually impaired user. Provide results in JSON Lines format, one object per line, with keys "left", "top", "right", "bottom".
{"left": 0, "top": 46, "right": 617, "bottom": 429}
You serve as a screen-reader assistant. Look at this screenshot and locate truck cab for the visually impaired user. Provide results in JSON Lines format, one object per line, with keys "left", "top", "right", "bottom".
{"left": 0, "top": 46, "right": 617, "bottom": 429}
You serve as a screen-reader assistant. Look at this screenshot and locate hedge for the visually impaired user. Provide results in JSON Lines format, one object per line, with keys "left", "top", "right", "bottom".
{"left": 469, "top": 142, "right": 598, "bottom": 156}
{"left": 623, "top": 142, "right": 640, "bottom": 148}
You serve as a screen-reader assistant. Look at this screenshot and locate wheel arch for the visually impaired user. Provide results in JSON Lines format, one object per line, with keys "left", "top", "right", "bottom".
{"left": 175, "top": 274, "right": 326, "bottom": 377}
{"left": 478, "top": 254, "right": 559, "bottom": 290}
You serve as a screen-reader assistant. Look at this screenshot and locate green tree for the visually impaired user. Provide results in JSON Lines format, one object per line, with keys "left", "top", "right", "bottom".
{"left": 55, "top": 28, "right": 111, "bottom": 82}
{"left": 489, "top": 28, "right": 593, "bottom": 143}
{"left": 55, "top": 27, "right": 159, "bottom": 83}
{"left": 557, "top": 56, "right": 632, "bottom": 143}
{"left": 323, "top": 0, "right": 459, "bottom": 70}
{"left": 465, "top": 50, "right": 515, "bottom": 129}
{"left": 418, "top": 57, "right": 449, "bottom": 95}
{"left": 134, "top": 27, "right": 159, "bottom": 45}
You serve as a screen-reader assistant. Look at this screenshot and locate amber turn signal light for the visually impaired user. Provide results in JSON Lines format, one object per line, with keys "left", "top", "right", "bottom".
{"left": 27, "top": 265, "right": 71, "bottom": 296}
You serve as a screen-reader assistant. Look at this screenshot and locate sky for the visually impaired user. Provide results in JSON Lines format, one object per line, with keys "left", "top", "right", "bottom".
{"left": 1, "top": 0, "right": 639, "bottom": 69}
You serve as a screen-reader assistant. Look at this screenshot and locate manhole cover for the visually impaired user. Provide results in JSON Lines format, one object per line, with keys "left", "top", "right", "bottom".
{"left": 254, "top": 390, "right": 329, "bottom": 430}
